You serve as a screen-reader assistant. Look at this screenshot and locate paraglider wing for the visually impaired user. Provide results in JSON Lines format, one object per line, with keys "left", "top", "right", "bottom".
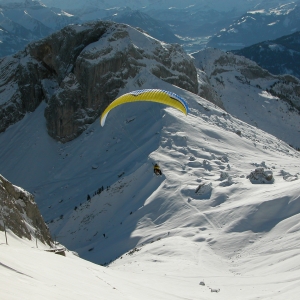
{"left": 100, "top": 89, "right": 189, "bottom": 126}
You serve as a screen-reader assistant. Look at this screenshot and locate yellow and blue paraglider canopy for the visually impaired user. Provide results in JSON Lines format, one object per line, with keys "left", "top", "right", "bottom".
{"left": 100, "top": 89, "right": 189, "bottom": 126}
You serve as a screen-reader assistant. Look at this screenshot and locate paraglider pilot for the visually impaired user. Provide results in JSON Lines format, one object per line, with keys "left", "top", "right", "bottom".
{"left": 154, "top": 163, "right": 162, "bottom": 175}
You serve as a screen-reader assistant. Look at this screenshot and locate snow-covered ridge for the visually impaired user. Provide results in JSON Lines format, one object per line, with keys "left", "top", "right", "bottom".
{"left": 193, "top": 48, "right": 300, "bottom": 149}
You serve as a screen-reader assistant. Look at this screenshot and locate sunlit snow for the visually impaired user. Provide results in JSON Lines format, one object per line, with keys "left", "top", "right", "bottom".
{"left": 1, "top": 73, "right": 300, "bottom": 299}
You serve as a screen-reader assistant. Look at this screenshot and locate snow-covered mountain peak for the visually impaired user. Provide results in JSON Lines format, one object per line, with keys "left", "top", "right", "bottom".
{"left": 0, "top": 20, "right": 197, "bottom": 144}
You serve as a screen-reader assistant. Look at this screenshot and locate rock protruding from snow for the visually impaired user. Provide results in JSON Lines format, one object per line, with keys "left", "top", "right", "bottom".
{"left": 281, "top": 170, "right": 299, "bottom": 182}
{"left": 195, "top": 181, "right": 213, "bottom": 196}
{"left": 0, "top": 174, "right": 52, "bottom": 245}
{"left": 247, "top": 168, "right": 274, "bottom": 184}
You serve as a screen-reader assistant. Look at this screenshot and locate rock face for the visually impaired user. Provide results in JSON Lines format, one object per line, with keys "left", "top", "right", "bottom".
{"left": 0, "top": 174, "right": 52, "bottom": 245}
{"left": 196, "top": 69, "right": 225, "bottom": 109}
{"left": 0, "top": 21, "right": 198, "bottom": 142}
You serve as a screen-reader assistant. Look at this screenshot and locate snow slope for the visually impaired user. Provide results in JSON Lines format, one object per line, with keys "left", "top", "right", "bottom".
{"left": 1, "top": 73, "right": 300, "bottom": 299}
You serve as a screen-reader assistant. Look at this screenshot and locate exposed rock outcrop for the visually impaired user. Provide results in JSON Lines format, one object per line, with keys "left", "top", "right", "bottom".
{"left": 196, "top": 69, "right": 225, "bottom": 109}
{"left": 0, "top": 21, "right": 198, "bottom": 142}
{"left": 247, "top": 168, "right": 274, "bottom": 184}
{"left": 0, "top": 174, "right": 52, "bottom": 245}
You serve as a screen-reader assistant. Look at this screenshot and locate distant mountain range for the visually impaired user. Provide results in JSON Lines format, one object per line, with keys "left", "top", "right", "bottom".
{"left": 2, "top": 0, "right": 299, "bottom": 57}
{"left": 146, "top": 6, "right": 237, "bottom": 38}
{"left": 232, "top": 31, "right": 300, "bottom": 79}
{"left": 0, "top": 1, "right": 182, "bottom": 57}
{"left": 102, "top": 8, "right": 181, "bottom": 44}
{"left": 207, "top": 1, "right": 300, "bottom": 50}
{"left": 0, "top": 0, "right": 79, "bottom": 56}
{"left": 35, "top": 0, "right": 296, "bottom": 13}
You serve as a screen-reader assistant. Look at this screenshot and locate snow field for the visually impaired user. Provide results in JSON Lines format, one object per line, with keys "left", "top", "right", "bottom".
{"left": 1, "top": 75, "right": 300, "bottom": 299}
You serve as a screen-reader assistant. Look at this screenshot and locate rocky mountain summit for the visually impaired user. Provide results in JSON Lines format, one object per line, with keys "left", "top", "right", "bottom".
{"left": 0, "top": 20, "right": 198, "bottom": 142}
{"left": 0, "top": 174, "right": 52, "bottom": 245}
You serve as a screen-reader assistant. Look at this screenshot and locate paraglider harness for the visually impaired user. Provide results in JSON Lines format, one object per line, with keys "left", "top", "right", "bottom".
{"left": 153, "top": 163, "right": 162, "bottom": 176}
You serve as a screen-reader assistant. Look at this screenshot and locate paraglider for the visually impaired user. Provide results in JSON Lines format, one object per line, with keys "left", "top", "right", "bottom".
{"left": 153, "top": 163, "right": 162, "bottom": 176}
{"left": 100, "top": 89, "right": 189, "bottom": 127}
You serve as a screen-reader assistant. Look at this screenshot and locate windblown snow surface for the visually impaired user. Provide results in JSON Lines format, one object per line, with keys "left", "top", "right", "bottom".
{"left": 1, "top": 76, "right": 300, "bottom": 299}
